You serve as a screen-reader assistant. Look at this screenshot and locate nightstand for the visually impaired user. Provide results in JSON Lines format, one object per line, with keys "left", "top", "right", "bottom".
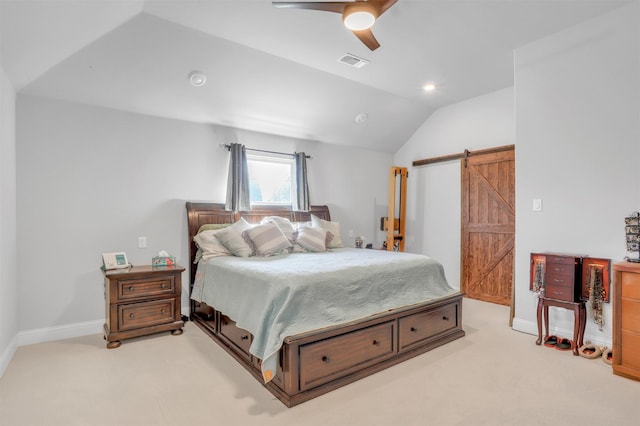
{"left": 103, "top": 265, "right": 185, "bottom": 348}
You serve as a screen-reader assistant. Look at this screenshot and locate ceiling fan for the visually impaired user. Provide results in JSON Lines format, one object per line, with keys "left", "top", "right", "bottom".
{"left": 272, "top": 0, "right": 398, "bottom": 51}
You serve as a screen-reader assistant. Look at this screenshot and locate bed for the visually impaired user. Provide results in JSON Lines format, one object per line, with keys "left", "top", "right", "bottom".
{"left": 186, "top": 202, "right": 465, "bottom": 407}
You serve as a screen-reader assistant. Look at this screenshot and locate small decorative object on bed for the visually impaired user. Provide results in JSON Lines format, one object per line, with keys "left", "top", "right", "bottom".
{"left": 186, "top": 202, "right": 465, "bottom": 407}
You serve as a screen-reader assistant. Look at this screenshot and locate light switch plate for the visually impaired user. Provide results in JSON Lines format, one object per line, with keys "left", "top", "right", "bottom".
{"left": 533, "top": 199, "right": 542, "bottom": 212}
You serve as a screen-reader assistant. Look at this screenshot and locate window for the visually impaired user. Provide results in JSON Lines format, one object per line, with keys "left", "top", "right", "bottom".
{"left": 247, "top": 154, "right": 294, "bottom": 206}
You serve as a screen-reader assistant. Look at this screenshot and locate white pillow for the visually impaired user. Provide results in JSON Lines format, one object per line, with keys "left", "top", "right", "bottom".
{"left": 261, "top": 216, "right": 295, "bottom": 241}
{"left": 193, "top": 229, "right": 231, "bottom": 261}
{"left": 295, "top": 226, "right": 330, "bottom": 252}
{"left": 311, "top": 215, "right": 343, "bottom": 248}
{"left": 244, "top": 222, "right": 291, "bottom": 256}
{"left": 215, "top": 217, "right": 253, "bottom": 257}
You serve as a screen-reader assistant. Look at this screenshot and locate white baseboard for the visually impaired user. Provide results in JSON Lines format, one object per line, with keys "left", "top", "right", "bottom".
{"left": 16, "top": 304, "right": 191, "bottom": 347}
{"left": 512, "top": 316, "right": 612, "bottom": 348}
{"left": 0, "top": 334, "right": 18, "bottom": 378}
{"left": 17, "top": 319, "right": 103, "bottom": 347}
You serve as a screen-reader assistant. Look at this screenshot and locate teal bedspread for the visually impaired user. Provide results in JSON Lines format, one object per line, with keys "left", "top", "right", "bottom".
{"left": 191, "top": 248, "right": 455, "bottom": 383}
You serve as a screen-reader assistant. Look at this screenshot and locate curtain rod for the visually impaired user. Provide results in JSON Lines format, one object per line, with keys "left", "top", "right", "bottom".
{"left": 412, "top": 144, "right": 514, "bottom": 167}
{"left": 221, "top": 144, "right": 311, "bottom": 159}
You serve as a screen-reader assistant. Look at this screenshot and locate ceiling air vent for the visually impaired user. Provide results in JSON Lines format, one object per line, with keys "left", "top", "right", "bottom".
{"left": 337, "top": 53, "right": 370, "bottom": 68}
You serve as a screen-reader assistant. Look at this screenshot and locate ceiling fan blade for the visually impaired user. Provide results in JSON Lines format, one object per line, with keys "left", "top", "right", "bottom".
{"left": 272, "top": 2, "right": 347, "bottom": 14}
{"left": 376, "top": 0, "right": 398, "bottom": 16}
{"left": 352, "top": 28, "right": 380, "bottom": 51}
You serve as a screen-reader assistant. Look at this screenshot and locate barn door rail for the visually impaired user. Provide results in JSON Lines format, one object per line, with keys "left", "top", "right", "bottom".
{"left": 412, "top": 144, "right": 514, "bottom": 168}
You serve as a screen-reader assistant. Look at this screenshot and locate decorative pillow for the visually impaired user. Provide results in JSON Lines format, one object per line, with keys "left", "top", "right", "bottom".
{"left": 295, "top": 226, "right": 332, "bottom": 252}
{"left": 193, "top": 227, "right": 232, "bottom": 262}
{"left": 214, "top": 217, "right": 253, "bottom": 257}
{"left": 243, "top": 222, "right": 291, "bottom": 256}
{"left": 261, "top": 216, "right": 295, "bottom": 241}
{"left": 311, "top": 215, "right": 343, "bottom": 248}
{"left": 197, "top": 223, "right": 232, "bottom": 234}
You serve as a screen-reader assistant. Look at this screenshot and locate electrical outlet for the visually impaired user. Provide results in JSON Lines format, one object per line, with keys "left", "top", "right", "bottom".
{"left": 138, "top": 236, "right": 147, "bottom": 248}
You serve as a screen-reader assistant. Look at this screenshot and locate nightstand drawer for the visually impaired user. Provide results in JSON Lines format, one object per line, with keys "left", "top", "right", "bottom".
{"left": 118, "top": 276, "right": 175, "bottom": 301}
{"left": 118, "top": 299, "right": 176, "bottom": 331}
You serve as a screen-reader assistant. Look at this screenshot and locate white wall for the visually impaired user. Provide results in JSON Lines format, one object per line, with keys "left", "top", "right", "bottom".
{"left": 393, "top": 87, "right": 515, "bottom": 288}
{"left": 0, "top": 63, "right": 18, "bottom": 376}
{"left": 15, "top": 95, "right": 392, "bottom": 340}
{"left": 512, "top": 2, "right": 640, "bottom": 346}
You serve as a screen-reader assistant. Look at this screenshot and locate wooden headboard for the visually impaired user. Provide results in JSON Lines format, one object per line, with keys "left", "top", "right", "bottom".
{"left": 185, "top": 202, "right": 331, "bottom": 285}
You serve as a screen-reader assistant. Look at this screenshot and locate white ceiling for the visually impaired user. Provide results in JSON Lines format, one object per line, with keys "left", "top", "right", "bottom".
{"left": 0, "top": 0, "right": 628, "bottom": 152}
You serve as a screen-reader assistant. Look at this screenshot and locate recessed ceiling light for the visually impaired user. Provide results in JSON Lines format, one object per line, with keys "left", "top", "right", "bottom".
{"left": 423, "top": 83, "right": 436, "bottom": 92}
{"left": 188, "top": 71, "right": 206, "bottom": 87}
{"left": 355, "top": 113, "right": 368, "bottom": 124}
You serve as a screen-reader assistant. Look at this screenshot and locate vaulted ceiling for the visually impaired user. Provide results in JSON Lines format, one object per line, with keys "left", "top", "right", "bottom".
{"left": 0, "top": 0, "right": 628, "bottom": 152}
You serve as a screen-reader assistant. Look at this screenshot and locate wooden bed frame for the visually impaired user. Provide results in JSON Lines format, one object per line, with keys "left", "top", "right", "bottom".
{"left": 186, "top": 202, "right": 465, "bottom": 407}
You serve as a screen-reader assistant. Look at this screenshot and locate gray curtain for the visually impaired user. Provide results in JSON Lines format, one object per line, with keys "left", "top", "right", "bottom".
{"left": 293, "top": 152, "right": 310, "bottom": 211}
{"left": 225, "top": 143, "right": 250, "bottom": 211}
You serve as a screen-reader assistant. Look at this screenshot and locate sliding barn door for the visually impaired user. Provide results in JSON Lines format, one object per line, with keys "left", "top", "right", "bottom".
{"left": 461, "top": 149, "right": 515, "bottom": 306}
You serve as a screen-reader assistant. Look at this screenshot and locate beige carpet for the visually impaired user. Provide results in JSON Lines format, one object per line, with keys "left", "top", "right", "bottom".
{"left": 1, "top": 298, "right": 639, "bottom": 426}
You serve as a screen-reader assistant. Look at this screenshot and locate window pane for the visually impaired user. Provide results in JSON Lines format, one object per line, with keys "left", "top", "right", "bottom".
{"left": 247, "top": 156, "right": 292, "bottom": 205}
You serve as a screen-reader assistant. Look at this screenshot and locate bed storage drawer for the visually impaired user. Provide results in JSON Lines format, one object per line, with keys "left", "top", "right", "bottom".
{"left": 298, "top": 321, "right": 395, "bottom": 391}
{"left": 399, "top": 303, "right": 457, "bottom": 351}
{"left": 220, "top": 315, "right": 252, "bottom": 359}
{"left": 118, "top": 299, "right": 176, "bottom": 331}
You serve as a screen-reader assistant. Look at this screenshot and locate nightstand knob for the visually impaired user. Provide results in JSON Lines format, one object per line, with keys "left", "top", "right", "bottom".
{"left": 128, "top": 286, "right": 135, "bottom": 292}
{"left": 410, "top": 327, "right": 417, "bottom": 332}
{"left": 129, "top": 313, "right": 135, "bottom": 319}
{"left": 161, "top": 309, "right": 167, "bottom": 315}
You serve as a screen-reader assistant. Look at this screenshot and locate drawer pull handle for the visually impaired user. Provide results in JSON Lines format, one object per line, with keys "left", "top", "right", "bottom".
{"left": 240, "top": 335, "right": 249, "bottom": 341}
{"left": 161, "top": 309, "right": 167, "bottom": 315}
{"left": 322, "top": 356, "right": 330, "bottom": 363}
{"left": 553, "top": 291, "right": 562, "bottom": 295}
{"left": 553, "top": 279, "right": 564, "bottom": 283}
{"left": 129, "top": 313, "right": 135, "bottom": 319}
{"left": 128, "top": 286, "right": 135, "bottom": 292}
{"left": 442, "top": 316, "right": 449, "bottom": 321}
{"left": 554, "top": 267, "right": 564, "bottom": 271}
{"left": 410, "top": 327, "right": 417, "bottom": 333}
{"left": 372, "top": 340, "right": 380, "bottom": 346}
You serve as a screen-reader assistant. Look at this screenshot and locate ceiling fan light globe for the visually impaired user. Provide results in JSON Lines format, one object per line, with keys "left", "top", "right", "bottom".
{"left": 343, "top": 10, "right": 376, "bottom": 31}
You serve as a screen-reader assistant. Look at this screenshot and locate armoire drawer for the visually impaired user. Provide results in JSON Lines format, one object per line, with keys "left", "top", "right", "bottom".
{"left": 544, "top": 284, "right": 574, "bottom": 302}
{"left": 299, "top": 321, "right": 395, "bottom": 391}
